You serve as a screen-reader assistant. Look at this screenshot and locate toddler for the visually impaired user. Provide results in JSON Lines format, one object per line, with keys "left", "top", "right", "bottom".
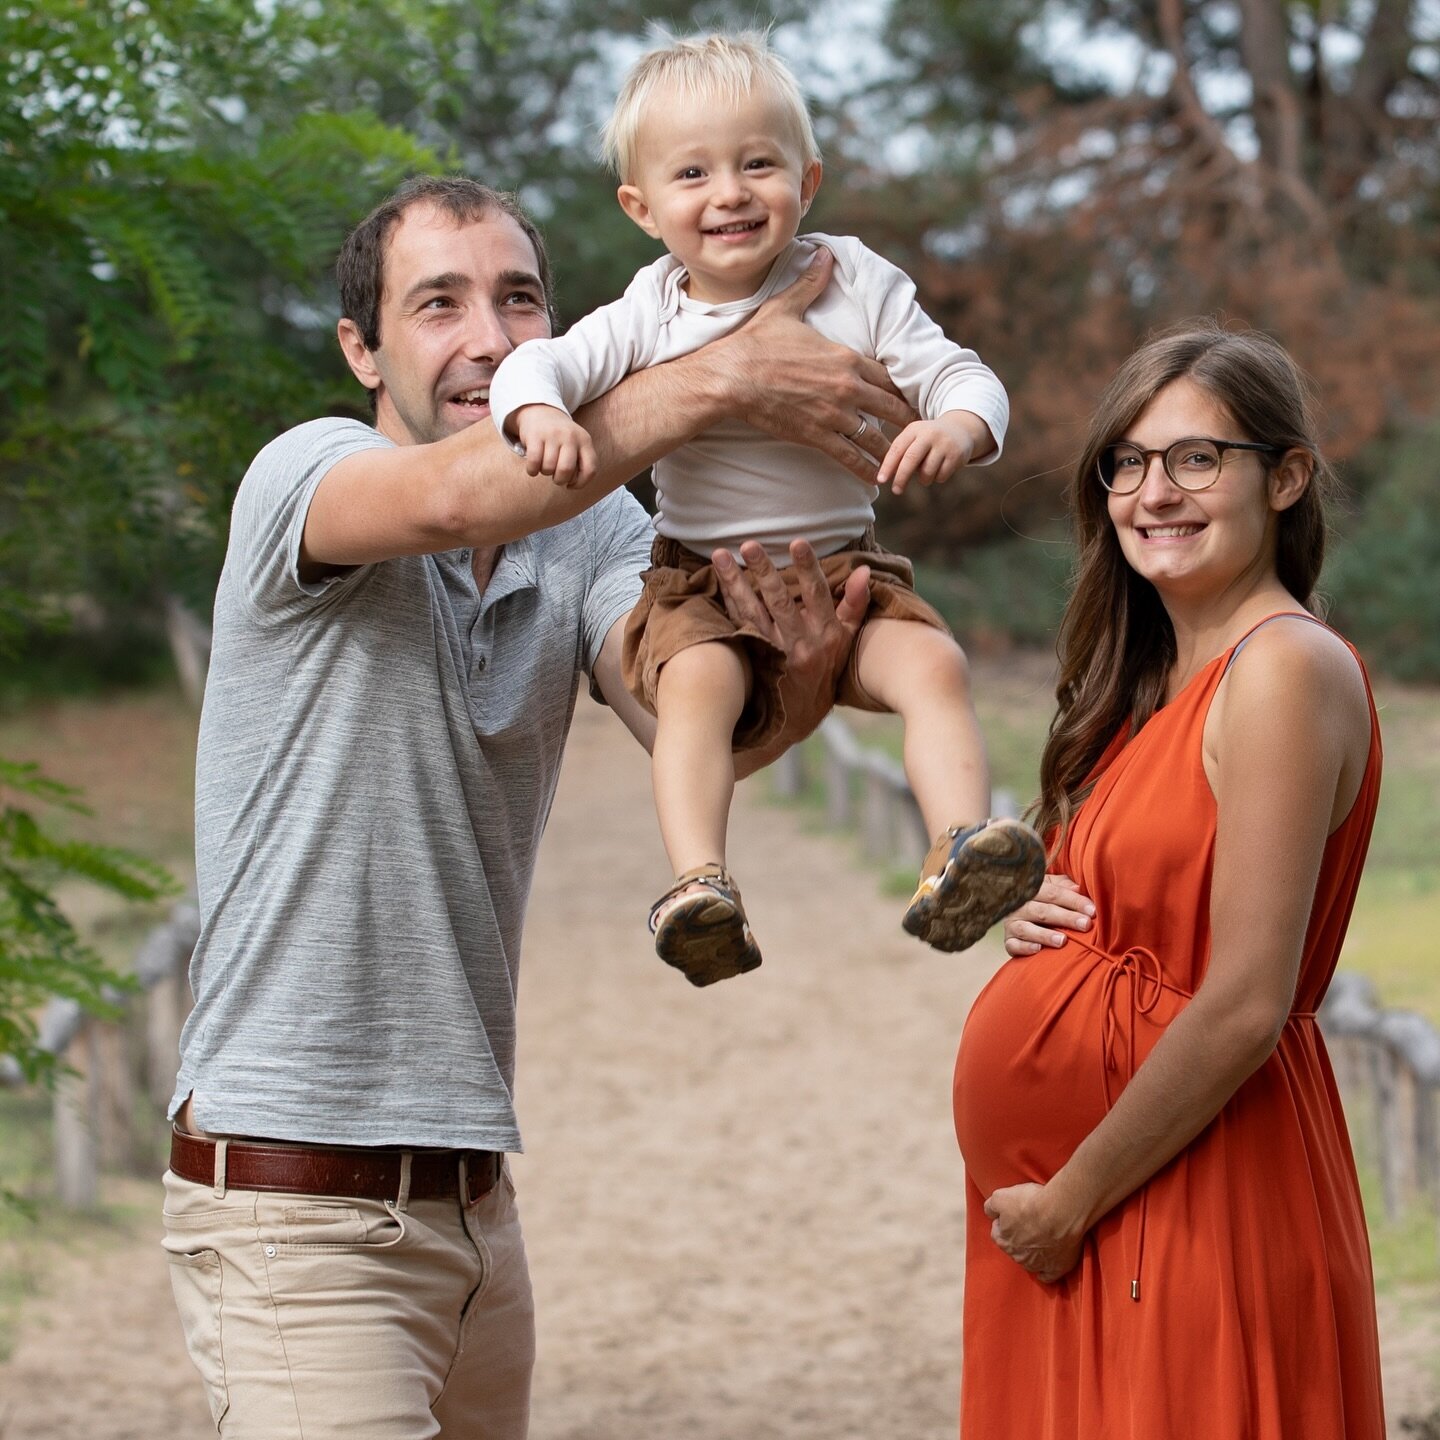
{"left": 490, "top": 31, "right": 1044, "bottom": 986}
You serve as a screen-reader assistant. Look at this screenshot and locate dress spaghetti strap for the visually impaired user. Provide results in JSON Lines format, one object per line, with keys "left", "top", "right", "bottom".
{"left": 1221, "top": 610, "right": 1329, "bottom": 675}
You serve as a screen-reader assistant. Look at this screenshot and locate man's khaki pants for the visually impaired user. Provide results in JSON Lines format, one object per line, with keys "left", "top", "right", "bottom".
{"left": 161, "top": 1163, "right": 534, "bottom": 1438}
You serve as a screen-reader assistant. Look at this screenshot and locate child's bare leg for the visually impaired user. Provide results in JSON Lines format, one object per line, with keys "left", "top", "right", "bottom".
{"left": 652, "top": 639, "right": 749, "bottom": 875}
{"left": 648, "top": 639, "right": 762, "bottom": 986}
{"left": 855, "top": 617, "right": 1044, "bottom": 952}
{"left": 853, "top": 618, "right": 989, "bottom": 836}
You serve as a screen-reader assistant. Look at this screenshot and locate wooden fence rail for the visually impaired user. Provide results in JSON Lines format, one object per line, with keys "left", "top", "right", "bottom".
{"left": 776, "top": 714, "right": 1440, "bottom": 1230}
{"left": 2, "top": 895, "right": 198, "bottom": 1208}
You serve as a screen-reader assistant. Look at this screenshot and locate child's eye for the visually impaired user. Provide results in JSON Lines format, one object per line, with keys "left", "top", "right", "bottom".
{"left": 745, "top": 158, "right": 775, "bottom": 170}
{"left": 677, "top": 166, "right": 703, "bottom": 181}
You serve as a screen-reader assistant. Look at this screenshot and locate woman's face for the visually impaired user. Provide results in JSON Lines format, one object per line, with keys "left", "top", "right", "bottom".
{"left": 1104, "top": 377, "right": 1304, "bottom": 606}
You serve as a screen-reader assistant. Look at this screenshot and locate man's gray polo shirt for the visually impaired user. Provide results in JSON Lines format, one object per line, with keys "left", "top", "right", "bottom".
{"left": 170, "top": 418, "right": 650, "bottom": 1149}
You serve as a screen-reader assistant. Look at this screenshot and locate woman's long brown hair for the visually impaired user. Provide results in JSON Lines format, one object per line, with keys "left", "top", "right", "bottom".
{"left": 1033, "top": 320, "right": 1335, "bottom": 853}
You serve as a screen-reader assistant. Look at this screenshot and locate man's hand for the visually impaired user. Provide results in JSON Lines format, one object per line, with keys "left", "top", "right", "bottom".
{"left": 876, "top": 410, "right": 993, "bottom": 494}
{"left": 714, "top": 538, "right": 870, "bottom": 777}
{"left": 514, "top": 403, "right": 597, "bottom": 489}
{"left": 705, "top": 248, "right": 917, "bottom": 482}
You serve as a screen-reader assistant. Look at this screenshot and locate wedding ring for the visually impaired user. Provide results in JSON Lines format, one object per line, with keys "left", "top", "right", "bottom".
{"left": 847, "top": 417, "right": 870, "bottom": 442}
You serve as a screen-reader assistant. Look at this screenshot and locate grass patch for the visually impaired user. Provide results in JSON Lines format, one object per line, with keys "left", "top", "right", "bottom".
{"left": 1342, "top": 872, "right": 1440, "bottom": 1027}
{"left": 1356, "top": 1158, "right": 1440, "bottom": 1293}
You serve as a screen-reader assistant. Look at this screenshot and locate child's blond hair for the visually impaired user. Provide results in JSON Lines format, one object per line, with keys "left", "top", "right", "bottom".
{"left": 600, "top": 30, "right": 821, "bottom": 182}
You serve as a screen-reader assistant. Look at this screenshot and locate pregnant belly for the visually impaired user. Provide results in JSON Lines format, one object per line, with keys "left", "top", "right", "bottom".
{"left": 954, "top": 941, "right": 1186, "bottom": 1199}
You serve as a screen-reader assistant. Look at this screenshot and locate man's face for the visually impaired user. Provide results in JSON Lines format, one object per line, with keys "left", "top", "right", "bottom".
{"left": 344, "top": 204, "right": 553, "bottom": 446}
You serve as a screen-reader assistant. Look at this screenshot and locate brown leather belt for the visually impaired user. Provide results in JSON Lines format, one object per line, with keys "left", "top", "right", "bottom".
{"left": 170, "top": 1127, "right": 503, "bottom": 1205}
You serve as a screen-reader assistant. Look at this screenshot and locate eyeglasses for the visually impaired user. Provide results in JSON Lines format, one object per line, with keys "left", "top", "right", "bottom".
{"left": 1097, "top": 437, "right": 1284, "bottom": 494}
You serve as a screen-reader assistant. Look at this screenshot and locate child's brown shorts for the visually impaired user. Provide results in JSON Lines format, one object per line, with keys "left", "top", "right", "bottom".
{"left": 620, "top": 529, "right": 952, "bottom": 754}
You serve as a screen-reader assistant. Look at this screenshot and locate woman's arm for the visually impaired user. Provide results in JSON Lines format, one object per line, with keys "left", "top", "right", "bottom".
{"left": 985, "top": 623, "right": 1371, "bottom": 1282}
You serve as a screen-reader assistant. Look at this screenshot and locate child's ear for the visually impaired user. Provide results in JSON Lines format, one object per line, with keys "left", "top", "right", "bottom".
{"left": 617, "top": 184, "right": 662, "bottom": 240}
{"left": 799, "top": 161, "right": 823, "bottom": 216}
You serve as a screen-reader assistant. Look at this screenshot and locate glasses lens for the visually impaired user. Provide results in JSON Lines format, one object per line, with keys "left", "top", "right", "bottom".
{"left": 1099, "top": 443, "right": 1144, "bottom": 492}
{"left": 1165, "top": 439, "right": 1222, "bottom": 489}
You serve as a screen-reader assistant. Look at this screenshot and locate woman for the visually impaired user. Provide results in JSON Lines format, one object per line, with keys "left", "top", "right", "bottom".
{"left": 953, "top": 321, "right": 1385, "bottom": 1438}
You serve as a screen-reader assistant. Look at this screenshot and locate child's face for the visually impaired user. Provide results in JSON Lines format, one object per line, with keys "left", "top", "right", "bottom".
{"left": 617, "top": 82, "right": 821, "bottom": 305}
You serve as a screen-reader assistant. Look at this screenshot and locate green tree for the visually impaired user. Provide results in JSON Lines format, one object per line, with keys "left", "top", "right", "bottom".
{"left": 278, "top": 0, "right": 812, "bottom": 322}
{"left": 1327, "top": 424, "right": 1440, "bottom": 682}
{"left": 0, "top": 0, "right": 448, "bottom": 653}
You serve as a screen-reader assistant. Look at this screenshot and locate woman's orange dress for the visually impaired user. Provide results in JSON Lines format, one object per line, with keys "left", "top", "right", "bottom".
{"left": 954, "top": 616, "right": 1386, "bottom": 1439}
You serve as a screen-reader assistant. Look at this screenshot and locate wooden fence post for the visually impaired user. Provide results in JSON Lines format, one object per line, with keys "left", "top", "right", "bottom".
{"left": 770, "top": 745, "right": 806, "bottom": 799}
{"left": 4, "top": 894, "right": 201, "bottom": 1206}
{"left": 91, "top": 1021, "right": 137, "bottom": 1173}
{"left": 53, "top": 1024, "right": 99, "bottom": 1210}
{"left": 820, "top": 717, "right": 861, "bottom": 828}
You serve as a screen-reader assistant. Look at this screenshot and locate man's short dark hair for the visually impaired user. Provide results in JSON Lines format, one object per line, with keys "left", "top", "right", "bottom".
{"left": 336, "top": 175, "right": 557, "bottom": 358}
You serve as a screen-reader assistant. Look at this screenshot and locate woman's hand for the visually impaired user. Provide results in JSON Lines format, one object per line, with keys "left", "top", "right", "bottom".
{"left": 983, "top": 1182, "right": 1086, "bottom": 1284}
{"left": 1003, "top": 873, "right": 1096, "bottom": 956}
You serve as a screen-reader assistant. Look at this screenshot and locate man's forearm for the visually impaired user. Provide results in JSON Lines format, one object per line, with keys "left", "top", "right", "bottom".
{"left": 418, "top": 349, "right": 732, "bottom": 553}
{"left": 575, "top": 345, "right": 729, "bottom": 488}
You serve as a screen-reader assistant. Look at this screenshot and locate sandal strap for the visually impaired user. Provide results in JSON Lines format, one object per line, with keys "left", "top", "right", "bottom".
{"left": 648, "top": 863, "right": 739, "bottom": 934}
{"left": 919, "top": 821, "right": 992, "bottom": 882}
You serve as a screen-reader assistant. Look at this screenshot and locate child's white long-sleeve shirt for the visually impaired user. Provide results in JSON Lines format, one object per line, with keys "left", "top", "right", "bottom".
{"left": 489, "top": 233, "right": 1009, "bottom": 563}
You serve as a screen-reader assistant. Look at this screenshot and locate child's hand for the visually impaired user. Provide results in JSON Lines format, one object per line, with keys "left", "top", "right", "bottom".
{"left": 876, "top": 411, "right": 992, "bottom": 495}
{"left": 514, "top": 404, "right": 597, "bottom": 489}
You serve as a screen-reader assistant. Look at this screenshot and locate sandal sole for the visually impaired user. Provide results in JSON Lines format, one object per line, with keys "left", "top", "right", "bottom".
{"left": 902, "top": 819, "right": 1046, "bottom": 953}
{"left": 654, "top": 893, "right": 762, "bottom": 987}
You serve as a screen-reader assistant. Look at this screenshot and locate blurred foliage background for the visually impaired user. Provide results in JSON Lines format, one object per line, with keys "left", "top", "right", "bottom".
{"left": 1, "top": 0, "right": 1438, "bottom": 683}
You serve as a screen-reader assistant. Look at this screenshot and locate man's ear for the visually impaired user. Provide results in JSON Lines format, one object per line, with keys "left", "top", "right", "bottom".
{"left": 337, "top": 317, "right": 381, "bottom": 391}
{"left": 617, "top": 184, "right": 662, "bottom": 240}
{"left": 799, "top": 160, "right": 823, "bottom": 216}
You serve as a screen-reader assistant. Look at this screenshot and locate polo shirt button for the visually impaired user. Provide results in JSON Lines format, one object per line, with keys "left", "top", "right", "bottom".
{"left": 475, "top": 656, "right": 487, "bottom": 673}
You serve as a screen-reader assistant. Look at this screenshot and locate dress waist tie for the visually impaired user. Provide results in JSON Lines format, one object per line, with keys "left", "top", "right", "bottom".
{"left": 1067, "top": 934, "right": 1319, "bottom": 1303}
{"left": 1070, "top": 937, "right": 1183, "bottom": 1304}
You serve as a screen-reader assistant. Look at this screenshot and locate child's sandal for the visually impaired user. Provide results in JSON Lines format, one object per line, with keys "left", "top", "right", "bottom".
{"left": 648, "top": 863, "right": 763, "bottom": 987}
{"left": 902, "top": 817, "right": 1046, "bottom": 953}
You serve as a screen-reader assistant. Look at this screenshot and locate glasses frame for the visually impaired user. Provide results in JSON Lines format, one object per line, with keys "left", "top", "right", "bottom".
{"left": 1097, "top": 436, "right": 1285, "bottom": 495}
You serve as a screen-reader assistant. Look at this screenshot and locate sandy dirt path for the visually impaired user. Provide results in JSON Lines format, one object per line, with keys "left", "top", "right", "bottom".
{"left": 1, "top": 698, "right": 1434, "bottom": 1436}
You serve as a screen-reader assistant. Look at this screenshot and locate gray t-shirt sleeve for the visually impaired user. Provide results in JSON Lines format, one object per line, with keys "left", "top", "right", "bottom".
{"left": 578, "top": 487, "right": 652, "bottom": 682}
{"left": 226, "top": 417, "right": 392, "bottom": 622}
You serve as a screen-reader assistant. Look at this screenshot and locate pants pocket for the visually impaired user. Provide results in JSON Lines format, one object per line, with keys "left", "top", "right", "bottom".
{"left": 263, "top": 1196, "right": 409, "bottom": 1256}
{"left": 164, "top": 1247, "right": 229, "bottom": 1429}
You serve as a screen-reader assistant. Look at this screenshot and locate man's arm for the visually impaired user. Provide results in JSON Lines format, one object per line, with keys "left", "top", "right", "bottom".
{"left": 302, "top": 249, "right": 914, "bottom": 571}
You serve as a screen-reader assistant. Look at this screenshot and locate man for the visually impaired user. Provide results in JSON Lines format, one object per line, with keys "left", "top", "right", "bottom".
{"left": 161, "top": 175, "right": 911, "bottom": 1438}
